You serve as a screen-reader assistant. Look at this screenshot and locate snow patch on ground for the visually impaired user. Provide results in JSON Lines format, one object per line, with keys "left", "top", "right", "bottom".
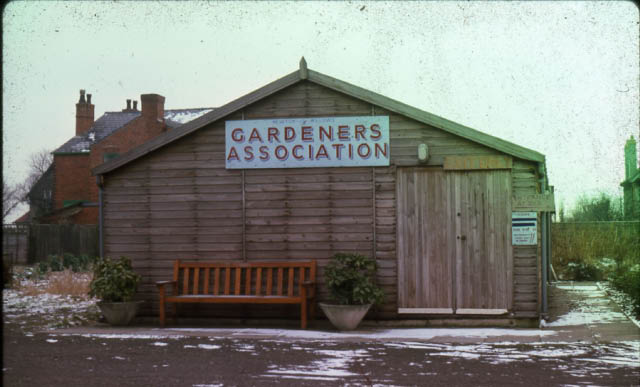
{"left": 263, "top": 349, "right": 369, "bottom": 381}
{"left": 79, "top": 333, "right": 187, "bottom": 340}
{"left": 3, "top": 290, "right": 96, "bottom": 317}
{"left": 164, "top": 327, "right": 555, "bottom": 341}
{"left": 547, "top": 285, "right": 628, "bottom": 327}
{"left": 598, "top": 282, "right": 640, "bottom": 328}
{"left": 3, "top": 279, "right": 98, "bottom": 329}
{"left": 197, "top": 344, "right": 221, "bottom": 350}
{"left": 385, "top": 341, "right": 639, "bottom": 370}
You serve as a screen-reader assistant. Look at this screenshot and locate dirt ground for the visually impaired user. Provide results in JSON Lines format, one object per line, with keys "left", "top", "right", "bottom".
{"left": 2, "top": 281, "right": 640, "bottom": 386}
{"left": 3, "top": 319, "right": 639, "bottom": 386}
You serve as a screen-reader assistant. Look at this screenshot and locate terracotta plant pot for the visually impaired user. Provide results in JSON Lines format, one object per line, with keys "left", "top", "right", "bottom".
{"left": 319, "top": 303, "right": 371, "bottom": 331}
{"left": 97, "top": 301, "right": 143, "bottom": 326}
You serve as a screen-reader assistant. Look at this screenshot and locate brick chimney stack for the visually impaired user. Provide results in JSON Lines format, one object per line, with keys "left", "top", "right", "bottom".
{"left": 141, "top": 94, "right": 165, "bottom": 123}
{"left": 122, "top": 98, "right": 140, "bottom": 112}
{"left": 75, "top": 89, "right": 95, "bottom": 135}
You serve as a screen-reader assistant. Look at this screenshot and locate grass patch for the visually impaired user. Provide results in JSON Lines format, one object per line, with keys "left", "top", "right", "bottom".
{"left": 16, "top": 269, "right": 93, "bottom": 297}
{"left": 552, "top": 222, "right": 639, "bottom": 280}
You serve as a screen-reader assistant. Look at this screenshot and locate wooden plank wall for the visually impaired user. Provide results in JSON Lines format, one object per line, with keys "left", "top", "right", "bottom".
{"left": 511, "top": 159, "right": 540, "bottom": 317}
{"left": 103, "top": 80, "right": 540, "bottom": 320}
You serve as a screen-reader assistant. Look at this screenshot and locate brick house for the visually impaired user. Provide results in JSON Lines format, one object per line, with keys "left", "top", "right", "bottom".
{"left": 27, "top": 90, "right": 213, "bottom": 224}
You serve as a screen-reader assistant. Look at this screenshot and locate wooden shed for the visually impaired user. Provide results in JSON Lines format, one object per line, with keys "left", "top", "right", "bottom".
{"left": 93, "top": 59, "right": 553, "bottom": 324}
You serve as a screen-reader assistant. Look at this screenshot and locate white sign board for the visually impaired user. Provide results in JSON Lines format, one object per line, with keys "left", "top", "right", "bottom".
{"left": 225, "top": 116, "right": 390, "bottom": 169}
{"left": 512, "top": 212, "right": 537, "bottom": 245}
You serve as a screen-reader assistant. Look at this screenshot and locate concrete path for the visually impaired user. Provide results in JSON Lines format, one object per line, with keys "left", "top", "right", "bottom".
{"left": 544, "top": 281, "right": 640, "bottom": 342}
{"left": 52, "top": 281, "right": 640, "bottom": 344}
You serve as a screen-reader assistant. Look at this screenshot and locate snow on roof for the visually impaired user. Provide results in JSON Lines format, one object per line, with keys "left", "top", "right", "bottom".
{"left": 164, "top": 108, "right": 213, "bottom": 124}
{"left": 53, "top": 108, "right": 214, "bottom": 154}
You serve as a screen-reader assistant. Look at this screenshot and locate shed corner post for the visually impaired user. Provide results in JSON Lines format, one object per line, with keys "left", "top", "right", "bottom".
{"left": 96, "top": 175, "right": 104, "bottom": 259}
{"left": 538, "top": 161, "right": 550, "bottom": 317}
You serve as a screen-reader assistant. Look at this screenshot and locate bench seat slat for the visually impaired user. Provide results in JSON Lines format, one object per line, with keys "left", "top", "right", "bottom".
{"left": 178, "top": 262, "right": 315, "bottom": 269}
{"left": 166, "top": 295, "right": 304, "bottom": 304}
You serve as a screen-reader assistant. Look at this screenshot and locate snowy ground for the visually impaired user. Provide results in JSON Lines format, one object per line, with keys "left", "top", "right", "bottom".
{"left": 3, "top": 286, "right": 99, "bottom": 330}
{"left": 598, "top": 281, "right": 640, "bottom": 328}
{"left": 543, "top": 283, "right": 636, "bottom": 328}
{"left": 3, "top": 275, "right": 639, "bottom": 386}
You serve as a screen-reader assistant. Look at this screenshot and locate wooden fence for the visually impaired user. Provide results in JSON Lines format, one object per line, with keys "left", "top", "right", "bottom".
{"left": 2, "top": 224, "right": 99, "bottom": 265}
{"left": 3, "top": 225, "right": 29, "bottom": 265}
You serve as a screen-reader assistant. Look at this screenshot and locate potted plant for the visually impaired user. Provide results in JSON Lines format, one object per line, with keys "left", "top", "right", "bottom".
{"left": 319, "top": 253, "right": 384, "bottom": 330}
{"left": 89, "top": 256, "right": 142, "bottom": 326}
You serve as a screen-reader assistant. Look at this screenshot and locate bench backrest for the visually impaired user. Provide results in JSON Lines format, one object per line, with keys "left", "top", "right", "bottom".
{"left": 173, "top": 260, "right": 316, "bottom": 299}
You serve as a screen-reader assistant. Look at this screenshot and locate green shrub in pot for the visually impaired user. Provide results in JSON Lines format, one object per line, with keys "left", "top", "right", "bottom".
{"left": 89, "top": 256, "right": 141, "bottom": 302}
{"left": 89, "top": 256, "right": 142, "bottom": 326}
{"left": 324, "top": 253, "right": 384, "bottom": 306}
{"left": 320, "top": 253, "right": 383, "bottom": 330}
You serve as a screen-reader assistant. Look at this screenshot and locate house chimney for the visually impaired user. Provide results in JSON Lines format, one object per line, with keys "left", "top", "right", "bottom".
{"left": 75, "top": 89, "right": 95, "bottom": 136}
{"left": 126, "top": 99, "right": 132, "bottom": 110}
{"left": 133, "top": 100, "right": 138, "bottom": 111}
{"left": 141, "top": 94, "right": 165, "bottom": 123}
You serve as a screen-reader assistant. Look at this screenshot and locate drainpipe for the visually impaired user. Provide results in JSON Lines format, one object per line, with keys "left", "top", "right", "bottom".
{"left": 538, "top": 161, "right": 549, "bottom": 316}
{"left": 96, "top": 175, "right": 104, "bottom": 259}
{"left": 541, "top": 210, "right": 548, "bottom": 316}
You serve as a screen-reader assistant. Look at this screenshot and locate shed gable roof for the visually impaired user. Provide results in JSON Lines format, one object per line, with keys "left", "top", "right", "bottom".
{"left": 93, "top": 61, "right": 544, "bottom": 175}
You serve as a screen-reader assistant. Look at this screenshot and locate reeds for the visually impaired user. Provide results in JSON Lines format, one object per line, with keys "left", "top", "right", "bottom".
{"left": 16, "top": 269, "right": 93, "bottom": 297}
{"left": 552, "top": 221, "right": 640, "bottom": 279}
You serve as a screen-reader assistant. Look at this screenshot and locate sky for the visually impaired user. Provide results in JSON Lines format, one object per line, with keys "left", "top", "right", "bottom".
{"left": 2, "top": 1, "right": 639, "bottom": 222}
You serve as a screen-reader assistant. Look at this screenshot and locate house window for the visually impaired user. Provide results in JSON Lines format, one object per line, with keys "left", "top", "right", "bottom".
{"left": 103, "top": 153, "right": 120, "bottom": 162}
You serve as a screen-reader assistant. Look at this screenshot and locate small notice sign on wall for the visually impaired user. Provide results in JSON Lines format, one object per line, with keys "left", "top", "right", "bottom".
{"left": 512, "top": 212, "right": 537, "bottom": 245}
{"left": 225, "top": 116, "right": 390, "bottom": 169}
{"left": 443, "top": 155, "right": 512, "bottom": 170}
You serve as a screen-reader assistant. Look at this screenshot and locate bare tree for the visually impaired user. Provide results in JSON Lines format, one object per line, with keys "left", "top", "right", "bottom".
{"left": 21, "top": 149, "right": 53, "bottom": 198}
{"left": 3, "top": 178, "right": 22, "bottom": 222}
{"left": 2, "top": 149, "right": 54, "bottom": 222}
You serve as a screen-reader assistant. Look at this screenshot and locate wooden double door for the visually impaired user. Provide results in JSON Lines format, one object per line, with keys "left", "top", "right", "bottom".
{"left": 397, "top": 168, "right": 512, "bottom": 314}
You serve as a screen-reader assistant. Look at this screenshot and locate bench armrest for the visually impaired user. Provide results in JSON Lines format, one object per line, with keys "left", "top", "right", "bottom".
{"left": 302, "top": 280, "right": 316, "bottom": 299}
{"left": 156, "top": 280, "right": 178, "bottom": 297}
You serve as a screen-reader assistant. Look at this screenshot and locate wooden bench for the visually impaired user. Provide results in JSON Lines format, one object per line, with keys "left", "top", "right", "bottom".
{"left": 156, "top": 260, "right": 317, "bottom": 329}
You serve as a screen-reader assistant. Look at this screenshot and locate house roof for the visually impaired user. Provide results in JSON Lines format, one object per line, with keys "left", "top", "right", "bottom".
{"left": 621, "top": 169, "right": 640, "bottom": 186}
{"left": 14, "top": 211, "right": 30, "bottom": 224}
{"left": 93, "top": 58, "right": 545, "bottom": 175}
{"left": 53, "top": 108, "right": 214, "bottom": 154}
